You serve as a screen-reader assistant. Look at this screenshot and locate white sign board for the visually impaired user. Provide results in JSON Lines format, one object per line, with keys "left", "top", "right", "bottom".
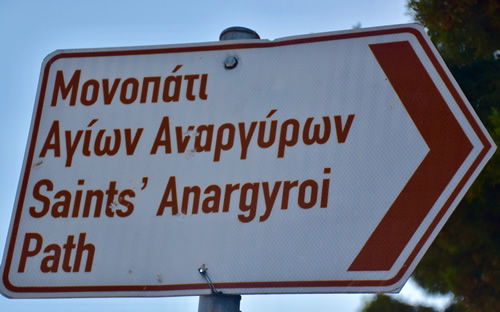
{"left": 1, "top": 24, "right": 495, "bottom": 298}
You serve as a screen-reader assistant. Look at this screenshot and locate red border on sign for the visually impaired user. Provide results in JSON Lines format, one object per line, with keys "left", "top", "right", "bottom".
{"left": 2, "top": 25, "right": 493, "bottom": 295}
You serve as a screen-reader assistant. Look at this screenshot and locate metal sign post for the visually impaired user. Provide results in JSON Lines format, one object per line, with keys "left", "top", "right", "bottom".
{"left": 196, "top": 26, "right": 259, "bottom": 312}
{"left": 198, "top": 294, "right": 241, "bottom": 312}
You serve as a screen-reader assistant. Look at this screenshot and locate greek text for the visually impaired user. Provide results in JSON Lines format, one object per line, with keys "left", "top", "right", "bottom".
{"left": 150, "top": 110, "right": 355, "bottom": 161}
{"left": 51, "top": 66, "right": 208, "bottom": 107}
{"left": 39, "top": 119, "right": 144, "bottom": 167}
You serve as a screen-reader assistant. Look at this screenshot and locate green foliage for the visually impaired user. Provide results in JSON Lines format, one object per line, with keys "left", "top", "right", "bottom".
{"left": 443, "top": 301, "right": 471, "bottom": 312}
{"left": 361, "top": 294, "right": 437, "bottom": 312}
{"left": 360, "top": 294, "right": 471, "bottom": 312}
{"left": 449, "top": 59, "right": 500, "bottom": 123}
{"left": 408, "top": 0, "right": 500, "bottom": 65}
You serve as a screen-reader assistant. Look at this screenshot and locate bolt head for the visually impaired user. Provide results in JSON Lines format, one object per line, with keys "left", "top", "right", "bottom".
{"left": 224, "top": 56, "right": 238, "bottom": 69}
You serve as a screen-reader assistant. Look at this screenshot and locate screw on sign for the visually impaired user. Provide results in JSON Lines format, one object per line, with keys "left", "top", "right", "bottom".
{"left": 0, "top": 24, "right": 496, "bottom": 298}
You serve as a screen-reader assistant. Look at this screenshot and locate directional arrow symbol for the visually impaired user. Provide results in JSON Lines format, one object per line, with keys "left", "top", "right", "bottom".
{"left": 349, "top": 41, "right": 473, "bottom": 271}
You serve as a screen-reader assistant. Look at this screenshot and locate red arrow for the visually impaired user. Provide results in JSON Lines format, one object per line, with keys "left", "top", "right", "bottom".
{"left": 348, "top": 41, "right": 473, "bottom": 271}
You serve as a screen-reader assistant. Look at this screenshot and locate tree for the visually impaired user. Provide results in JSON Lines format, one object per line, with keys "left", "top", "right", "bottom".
{"left": 362, "top": 294, "right": 472, "bottom": 312}
{"left": 362, "top": 1, "right": 499, "bottom": 311}
{"left": 361, "top": 294, "right": 437, "bottom": 312}
{"left": 408, "top": 0, "right": 500, "bottom": 65}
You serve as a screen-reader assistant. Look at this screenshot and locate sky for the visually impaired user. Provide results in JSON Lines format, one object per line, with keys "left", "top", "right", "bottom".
{"left": 0, "top": 0, "right": 453, "bottom": 311}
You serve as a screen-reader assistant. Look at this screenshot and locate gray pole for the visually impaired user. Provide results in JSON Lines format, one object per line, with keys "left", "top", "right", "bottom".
{"left": 219, "top": 26, "right": 260, "bottom": 40}
{"left": 198, "top": 295, "right": 242, "bottom": 312}
{"left": 197, "top": 27, "right": 260, "bottom": 312}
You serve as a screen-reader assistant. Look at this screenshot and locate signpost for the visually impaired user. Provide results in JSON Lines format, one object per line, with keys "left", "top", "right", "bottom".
{"left": 1, "top": 24, "right": 496, "bottom": 299}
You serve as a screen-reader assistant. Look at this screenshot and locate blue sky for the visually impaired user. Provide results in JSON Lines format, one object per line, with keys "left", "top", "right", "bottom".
{"left": 0, "top": 1, "right": 453, "bottom": 311}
